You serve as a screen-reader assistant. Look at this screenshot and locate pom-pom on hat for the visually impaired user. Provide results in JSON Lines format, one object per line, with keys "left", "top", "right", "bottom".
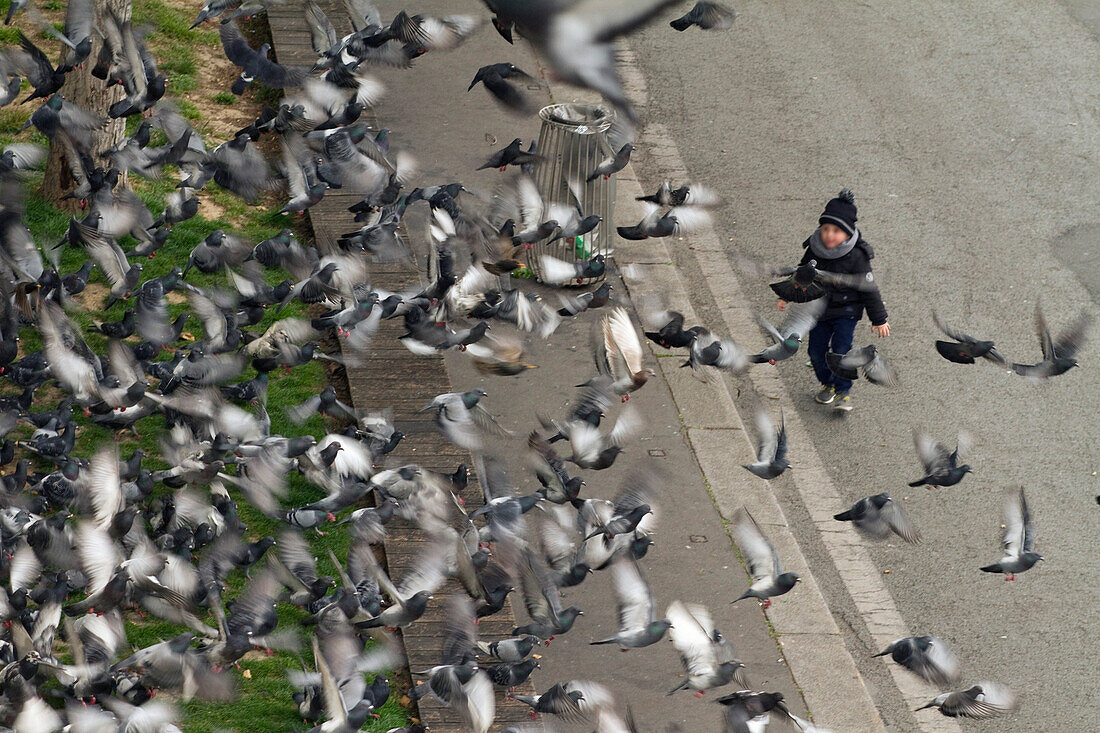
{"left": 819, "top": 188, "right": 857, "bottom": 236}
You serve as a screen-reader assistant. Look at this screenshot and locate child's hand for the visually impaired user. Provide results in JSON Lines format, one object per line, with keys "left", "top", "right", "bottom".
{"left": 872, "top": 322, "right": 891, "bottom": 338}
{"left": 776, "top": 299, "right": 787, "bottom": 312}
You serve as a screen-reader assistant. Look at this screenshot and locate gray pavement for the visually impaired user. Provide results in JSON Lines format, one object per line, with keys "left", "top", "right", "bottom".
{"left": 621, "top": 1, "right": 1100, "bottom": 731}
{"left": 368, "top": 1, "right": 1098, "bottom": 731}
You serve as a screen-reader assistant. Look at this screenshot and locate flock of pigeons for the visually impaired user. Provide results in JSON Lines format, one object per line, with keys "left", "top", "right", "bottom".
{"left": 0, "top": 0, "right": 1088, "bottom": 732}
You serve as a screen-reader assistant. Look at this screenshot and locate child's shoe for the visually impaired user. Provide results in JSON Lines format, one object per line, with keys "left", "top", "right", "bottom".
{"left": 814, "top": 386, "right": 835, "bottom": 404}
{"left": 833, "top": 392, "right": 853, "bottom": 412}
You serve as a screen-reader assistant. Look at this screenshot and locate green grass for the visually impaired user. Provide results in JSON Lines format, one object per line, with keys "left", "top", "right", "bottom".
{"left": 6, "top": 177, "right": 411, "bottom": 730}
{"left": 0, "top": 0, "right": 411, "bottom": 727}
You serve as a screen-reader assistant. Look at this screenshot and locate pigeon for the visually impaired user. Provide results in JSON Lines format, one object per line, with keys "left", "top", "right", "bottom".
{"left": 742, "top": 410, "right": 789, "bottom": 480}
{"left": 908, "top": 430, "right": 972, "bottom": 488}
{"left": 1011, "top": 303, "right": 1091, "bottom": 379}
{"left": 539, "top": 254, "right": 608, "bottom": 285}
{"left": 716, "top": 690, "right": 791, "bottom": 733}
{"left": 645, "top": 311, "right": 698, "bottom": 349}
{"left": 491, "top": 0, "right": 682, "bottom": 124}
{"left": 825, "top": 344, "right": 898, "bottom": 386}
{"left": 833, "top": 493, "right": 919, "bottom": 543}
{"left": 749, "top": 299, "right": 825, "bottom": 364}
{"left": 730, "top": 508, "right": 799, "bottom": 608}
{"left": 593, "top": 307, "right": 655, "bottom": 401}
{"left": 665, "top": 600, "right": 748, "bottom": 696}
{"left": 916, "top": 682, "right": 1018, "bottom": 719}
{"left": 931, "top": 310, "right": 1006, "bottom": 364}
{"left": 636, "top": 180, "right": 721, "bottom": 207}
{"left": 557, "top": 282, "right": 613, "bottom": 317}
{"left": 669, "top": 2, "right": 736, "bottom": 32}
{"left": 508, "top": 682, "right": 585, "bottom": 721}
{"left": 682, "top": 328, "right": 749, "bottom": 378}
{"left": 586, "top": 142, "right": 633, "bottom": 182}
{"left": 874, "top": 636, "right": 961, "bottom": 687}
{"left": 616, "top": 202, "right": 712, "bottom": 240}
{"left": 589, "top": 558, "right": 670, "bottom": 649}
{"left": 980, "top": 487, "right": 1043, "bottom": 580}
{"left": 468, "top": 64, "right": 539, "bottom": 113}
{"left": 477, "top": 137, "right": 540, "bottom": 171}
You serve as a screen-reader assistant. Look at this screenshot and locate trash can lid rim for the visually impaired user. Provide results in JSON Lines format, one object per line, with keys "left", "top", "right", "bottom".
{"left": 539, "top": 103, "right": 614, "bottom": 132}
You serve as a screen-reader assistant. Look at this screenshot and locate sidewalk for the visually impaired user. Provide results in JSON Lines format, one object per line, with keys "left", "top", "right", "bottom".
{"left": 269, "top": 1, "right": 893, "bottom": 730}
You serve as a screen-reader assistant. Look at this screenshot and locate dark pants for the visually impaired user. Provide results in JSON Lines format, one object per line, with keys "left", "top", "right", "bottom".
{"left": 808, "top": 317, "right": 858, "bottom": 394}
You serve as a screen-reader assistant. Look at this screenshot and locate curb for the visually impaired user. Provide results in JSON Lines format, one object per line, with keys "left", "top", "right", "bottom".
{"left": 534, "top": 42, "right": 966, "bottom": 732}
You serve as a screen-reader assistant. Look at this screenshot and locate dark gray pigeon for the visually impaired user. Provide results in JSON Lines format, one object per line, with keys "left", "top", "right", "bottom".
{"left": 932, "top": 310, "right": 1005, "bottom": 364}
{"left": 670, "top": 2, "right": 736, "bottom": 31}
{"left": 825, "top": 344, "right": 897, "bottom": 386}
{"left": 874, "top": 635, "right": 960, "bottom": 687}
{"left": 1011, "top": 303, "right": 1090, "bottom": 379}
{"left": 909, "top": 430, "right": 972, "bottom": 488}
{"left": 468, "top": 64, "right": 539, "bottom": 113}
{"left": 980, "top": 487, "right": 1043, "bottom": 581}
{"left": 833, "top": 493, "right": 919, "bottom": 543}
{"left": 917, "top": 682, "right": 1017, "bottom": 719}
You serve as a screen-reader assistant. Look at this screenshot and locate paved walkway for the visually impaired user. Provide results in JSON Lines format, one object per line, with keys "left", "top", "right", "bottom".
{"left": 266, "top": 2, "right": 899, "bottom": 731}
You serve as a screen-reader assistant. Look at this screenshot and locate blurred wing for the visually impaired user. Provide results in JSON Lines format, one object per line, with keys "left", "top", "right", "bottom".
{"left": 1001, "top": 487, "right": 1029, "bottom": 557}
{"left": 611, "top": 558, "right": 654, "bottom": 631}
{"left": 666, "top": 600, "right": 717, "bottom": 677}
{"left": 731, "top": 509, "right": 779, "bottom": 582}
{"left": 879, "top": 497, "right": 920, "bottom": 543}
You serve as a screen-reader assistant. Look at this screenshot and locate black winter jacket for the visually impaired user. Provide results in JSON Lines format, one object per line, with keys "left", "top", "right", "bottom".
{"left": 798, "top": 235, "right": 888, "bottom": 325}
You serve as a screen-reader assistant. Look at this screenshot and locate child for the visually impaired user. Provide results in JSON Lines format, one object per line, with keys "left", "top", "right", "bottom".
{"left": 776, "top": 189, "right": 889, "bottom": 411}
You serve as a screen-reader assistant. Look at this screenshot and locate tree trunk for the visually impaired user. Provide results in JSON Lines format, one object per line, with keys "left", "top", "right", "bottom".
{"left": 42, "top": 0, "right": 132, "bottom": 205}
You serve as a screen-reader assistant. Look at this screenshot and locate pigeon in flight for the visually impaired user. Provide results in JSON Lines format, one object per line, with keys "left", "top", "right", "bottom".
{"left": 1011, "top": 303, "right": 1091, "bottom": 379}
{"left": 874, "top": 635, "right": 961, "bottom": 687}
{"left": 916, "top": 682, "right": 1018, "bottom": 719}
{"left": 589, "top": 558, "right": 670, "bottom": 649}
{"left": 981, "top": 487, "right": 1043, "bottom": 581}
{"left": 468, "top": 63, "right": 539, "bottom": 113}
{"left": 932, "top": 310, "right": 1005, "bottom": 364}
{"left": 742, "top": 410, "right": 789, "bottom": 480}
{"left": 669, "top": 2, "right": 736, "bottom": 32}
{"left": 825, "top": 344, "right": 897, "bottom": 387}
{"left": 833, "top": 493, "right": 919, "bottom": 543}
{"left": 749, "top": 299, "right": 825, "bottom": 365}
{"left": 665, "top": 600, "right": 748, "bottom": 696}
{"left": 908, "top": 430, "right": 972, "bottom": 488}
{"left": 730, "top": 508, "right": 799, "bottom": 608}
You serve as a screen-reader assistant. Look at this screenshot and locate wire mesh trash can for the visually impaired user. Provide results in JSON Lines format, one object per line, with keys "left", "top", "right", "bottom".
{"left": 529, "top": 103, "right": 615, "bottom": 285}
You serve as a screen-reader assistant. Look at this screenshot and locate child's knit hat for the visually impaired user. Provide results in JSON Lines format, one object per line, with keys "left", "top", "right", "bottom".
{"left": 818, "top": 189, "right": 858, "bottom": 235}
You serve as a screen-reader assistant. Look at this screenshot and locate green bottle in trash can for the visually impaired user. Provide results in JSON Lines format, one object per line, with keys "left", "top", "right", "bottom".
{"left": 572, "top": 235, "right": 590, "bottom": 259}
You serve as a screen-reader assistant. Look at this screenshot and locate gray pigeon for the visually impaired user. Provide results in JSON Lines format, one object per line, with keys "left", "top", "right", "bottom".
{"left": 749, "top": 299, "right": 825, "bottom": 364}
{"left": 825, "top": 344, "right": 897, "bottom": 386}
{"left": 874, "top": 635, "right": 960, "bottom": 687}
{"left": 1011, "top": 303, "right": 1091, "bottom": 379}
{"left": 730, "top": 508, "right": 799, "bottom": 608}
{"left": 589, "top": 558, "right": 670, "bottom": 649}
{"left": 980, "top": 487, "right": 1043, "bottom": 580}
{"left": 917, "top": 682, "right": 1017, "bottom": 719}
{"left": 833, "top": 493, "right": 919, "bottom": 543}
{"left": 742, "top": 410, "right": 789, "bottom": 480}
{"left": 666, "top": 600, "right": 748, "bottom": 695}
{"left": 908, "top": 430, "right": 972, "bottom": 488}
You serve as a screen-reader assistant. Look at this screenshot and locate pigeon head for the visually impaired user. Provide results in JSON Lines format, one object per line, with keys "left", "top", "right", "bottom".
{"left": 1022, "top": 551, "right": 1044, "bottom": 566}
{"left": 649, "top": 619, "right": 673, "bottom": 636}
{"left": 777, "top": 572, "right": 801, "bottom": 592}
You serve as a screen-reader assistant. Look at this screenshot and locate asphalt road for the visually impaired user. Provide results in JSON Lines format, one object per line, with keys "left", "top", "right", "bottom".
{"left": 624, "top": 1, "right": 1099, "bottom": 731}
